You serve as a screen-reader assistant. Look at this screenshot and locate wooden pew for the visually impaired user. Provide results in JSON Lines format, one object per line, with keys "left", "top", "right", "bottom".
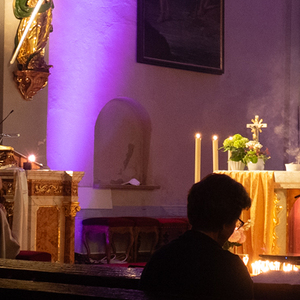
{"left": 0, "top": 258, "right": 142, "bottom": 289}
{"left": 0, "top": 259, "right": 201, "bottom": 299}
{"left": 0, "top": 278, "right": 146, "bottom": 300}
{"left": 0, "top": 277, "right": 195, "bottom": 300}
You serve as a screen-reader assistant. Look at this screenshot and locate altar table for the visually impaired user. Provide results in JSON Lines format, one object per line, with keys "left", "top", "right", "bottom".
{"left": 1, "top": 168, "right": 84, "bottom": 263}
{"left": 216, "top": 171, "right": 300, "bottom": 264}
{"left": 252, "top": 271, "right": 300, "bottom": 300}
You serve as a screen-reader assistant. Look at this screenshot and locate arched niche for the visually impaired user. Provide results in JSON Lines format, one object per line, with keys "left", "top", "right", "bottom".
{"left": 94, "top": 97, "right": 151, "bottom": 187}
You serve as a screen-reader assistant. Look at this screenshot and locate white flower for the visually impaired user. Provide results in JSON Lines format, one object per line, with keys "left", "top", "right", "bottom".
{"left": 246, "top": 141, "right": 263, "bottom": 150}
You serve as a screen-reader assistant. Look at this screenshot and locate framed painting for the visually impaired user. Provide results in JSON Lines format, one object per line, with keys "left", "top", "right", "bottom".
{"left": 137, "top": 0, "right": 224, "bottom": 75}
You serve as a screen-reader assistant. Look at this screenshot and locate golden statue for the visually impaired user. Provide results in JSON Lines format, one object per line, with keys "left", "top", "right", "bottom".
{"left": 12, "top": 0, "right": 54, "bottom": 100}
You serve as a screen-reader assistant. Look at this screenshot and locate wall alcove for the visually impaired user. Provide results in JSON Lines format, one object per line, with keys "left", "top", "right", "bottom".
{"left": 94, "top": 97, "right": 157, "bottom": 189}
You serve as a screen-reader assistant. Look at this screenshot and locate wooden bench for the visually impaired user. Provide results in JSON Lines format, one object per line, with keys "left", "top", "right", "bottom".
{"left": 0, "top": 259, "right": 197, "bottom": 300}
{"left": 0, "top": 277, "right": 196, "bottom": 300}
{"left": 0, "top": 258, "right": 142, "bottom": 289}
{"left": 0, "top": 258, "right": 281, "bottom": 299}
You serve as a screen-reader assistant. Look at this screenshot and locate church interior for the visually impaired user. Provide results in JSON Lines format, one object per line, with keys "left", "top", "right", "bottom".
{"left": 1, "top": 0, "right": 300, "bottom": 298}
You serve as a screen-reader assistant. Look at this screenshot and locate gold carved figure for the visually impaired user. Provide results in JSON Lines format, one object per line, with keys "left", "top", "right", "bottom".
{"left": 12, "top": 0, "right": 54, "bottom": 100}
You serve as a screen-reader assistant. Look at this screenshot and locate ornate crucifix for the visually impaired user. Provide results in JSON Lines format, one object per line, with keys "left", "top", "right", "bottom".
{"left": 246, "top": 115, "right": 267, "bottom": 142}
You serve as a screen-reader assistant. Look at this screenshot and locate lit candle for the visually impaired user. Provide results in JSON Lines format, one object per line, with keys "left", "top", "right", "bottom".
{"left": 194, "top": 133, "right": 201, "bottom": 183}
{"left": 212, "top": 135, "right": 219, "bottom": 172}
{"left": 251, "top": 261, "right": 261, "bottom": 276}
{"left": 242, "top": 254, "right": 249, "bottom": 266}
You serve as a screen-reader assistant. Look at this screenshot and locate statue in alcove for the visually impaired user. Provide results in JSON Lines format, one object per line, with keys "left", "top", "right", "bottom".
{"left": 12, "top": 0, "right": 54, "bottom": 100}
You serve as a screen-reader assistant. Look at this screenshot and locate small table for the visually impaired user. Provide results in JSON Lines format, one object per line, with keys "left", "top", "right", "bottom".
{"left": 259, "top": 254, "right": 300, "bottom": 265}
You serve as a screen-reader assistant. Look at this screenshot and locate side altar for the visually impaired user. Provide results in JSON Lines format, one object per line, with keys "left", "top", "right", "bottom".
{"left": 1, "top": 168, "right": 84, "bottom": 263}
{"left": 216, "top": 170, "right": 300, "bottom": 263}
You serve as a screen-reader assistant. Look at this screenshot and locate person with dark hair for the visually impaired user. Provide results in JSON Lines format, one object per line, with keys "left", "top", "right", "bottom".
{"left": 140, "top": 173, "right": 253, "bottom": 300}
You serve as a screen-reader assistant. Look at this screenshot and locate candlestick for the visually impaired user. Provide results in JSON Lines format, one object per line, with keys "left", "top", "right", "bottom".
{"left": 228, "top": 150, "right": 231, "bottom": 161}
{"left": 212, "top": 135, "right": 219, "bottom": 172}
{"left": 194, "top": 133, "right": 201, "bottom": 183}
{"left": 227, "top": 136, "right": 232, "bottom": 170}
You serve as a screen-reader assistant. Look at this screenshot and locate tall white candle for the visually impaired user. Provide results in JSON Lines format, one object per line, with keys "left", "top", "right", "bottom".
{"left": 227, "top": 136, "right": 233, "bottom": 170}
{"left": 212, "top": 135, "right": 219, "bottom": 172}
{"left": 194, "top": 133, "right": 201, "bottom": 183}
{"left": 227, "top": 136, "right": 233, "bottom": 161}
{"left": 228, "top": 150, "right": 231, "bottom": 161}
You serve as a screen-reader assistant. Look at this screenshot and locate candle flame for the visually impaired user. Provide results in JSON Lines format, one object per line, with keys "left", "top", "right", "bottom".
{"left": 213, "top": 135, "right": 218, "bottom": 140}
{"left": 251, "top": 260, "right": 299, "bottom": 276}
{"left": 28, "top": 154, "right": 36, "bottom": 162}
{"left": 195, "top": 133, "right": 201, "bottom": 138}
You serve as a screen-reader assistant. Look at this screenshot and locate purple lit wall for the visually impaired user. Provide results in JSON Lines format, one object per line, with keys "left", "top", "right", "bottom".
{"left": 48, "top": 1, "right": 135, "bottom": 186}
{"left": 47, "top": 0, "right": 298, "bottom": 198}
{"left": 44, "top": 0, "right": 300, "bottom": 254}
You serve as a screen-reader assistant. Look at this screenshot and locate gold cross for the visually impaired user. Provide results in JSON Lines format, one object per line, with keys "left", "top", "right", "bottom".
{"left": 246, "top": 115, "right": 267, "bottom": 142}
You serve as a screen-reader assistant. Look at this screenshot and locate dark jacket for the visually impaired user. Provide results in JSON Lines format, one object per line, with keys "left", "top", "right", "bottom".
{"left": 140, "top": 230, "right": 253, "bottom": 300}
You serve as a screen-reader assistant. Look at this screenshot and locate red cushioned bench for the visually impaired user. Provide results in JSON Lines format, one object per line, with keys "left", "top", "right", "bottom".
{"left": 82, "top": 217, "right": 190, "bottom": 263}
{"left": 82, "top": 217, "right": 135, "bottom": 263}
{"left": 16, "top": 250, "right": 52, "bottom": 262}
{"left": 156, "top": 218, "right": 190, "bottom": 249}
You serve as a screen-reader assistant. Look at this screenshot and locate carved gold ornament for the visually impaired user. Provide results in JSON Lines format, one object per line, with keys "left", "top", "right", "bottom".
{"left": 28, "top": 180, "right": 79, "bottom": 196}
{"left": 63, "top": 202, "right": 81, "bottom": 218}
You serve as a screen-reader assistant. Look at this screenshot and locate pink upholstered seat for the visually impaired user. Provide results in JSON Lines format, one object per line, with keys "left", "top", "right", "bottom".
{"left": 156, "top": 218, "right": 190, "bottom": 249}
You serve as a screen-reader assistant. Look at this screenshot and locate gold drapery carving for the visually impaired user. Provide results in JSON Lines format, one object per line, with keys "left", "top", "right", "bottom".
{"left": 216, "top": 171, "right": 279, "bottom": 263}
{"left": 272, "top": 193, "right": 282, "bottom": 254}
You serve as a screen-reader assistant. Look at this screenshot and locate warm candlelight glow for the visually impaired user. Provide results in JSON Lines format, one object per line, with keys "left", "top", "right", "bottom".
{"left": 251, "top": 260, "right": 299, "bottom": 276}
{"left": 194, "top": 133, "right": 201, "bottom": 183}
{"left": 28, "top": 154, "right": 36, "bottom": 163}
{"left": 242, "top": 254, "right": 249, "bottom": 266}
{"left": 212, "top": 135, "right": 219, "bottom": 172}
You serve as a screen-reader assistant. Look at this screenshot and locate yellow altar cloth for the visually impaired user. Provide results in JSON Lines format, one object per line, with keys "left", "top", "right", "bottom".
{"left": 216, "top": 171, "right": 278, "bottom": 263}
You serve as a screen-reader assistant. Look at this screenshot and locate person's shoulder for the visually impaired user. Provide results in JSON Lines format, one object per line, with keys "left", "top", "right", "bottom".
{"left": 221, "top": 249, "right": 246, "bottom": 264}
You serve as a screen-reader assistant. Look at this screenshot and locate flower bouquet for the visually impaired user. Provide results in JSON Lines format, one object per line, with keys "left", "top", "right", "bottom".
{"left": 243, "top": 141, "right": 270, "bottom": 164}
{"left": 223, "top": 220, "right": 251, "bottom": 251}
{"left": 221, "top": 134, "right": 249, "bottom": 162}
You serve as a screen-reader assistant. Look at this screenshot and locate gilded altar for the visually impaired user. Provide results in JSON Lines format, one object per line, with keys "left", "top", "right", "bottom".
{"left": 1, "top": 169, "right": 84, "bottom": 263}
{"left": 216, "top": 171, "right": 300, "bottom": 263}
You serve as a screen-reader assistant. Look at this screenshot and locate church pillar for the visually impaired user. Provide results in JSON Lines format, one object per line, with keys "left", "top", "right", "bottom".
{"left": 63, "top": 202, "right": 81, "bottom": 263}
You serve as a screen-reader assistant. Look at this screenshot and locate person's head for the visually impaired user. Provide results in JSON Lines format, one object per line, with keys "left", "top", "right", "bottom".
{"left": 187, "top": 173, "right": 251, "bottom": 233}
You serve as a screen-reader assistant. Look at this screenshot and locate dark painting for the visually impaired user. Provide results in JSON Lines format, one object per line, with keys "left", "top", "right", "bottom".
{"left": 137, "top": 0, "right": 224, "bottom": 74}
